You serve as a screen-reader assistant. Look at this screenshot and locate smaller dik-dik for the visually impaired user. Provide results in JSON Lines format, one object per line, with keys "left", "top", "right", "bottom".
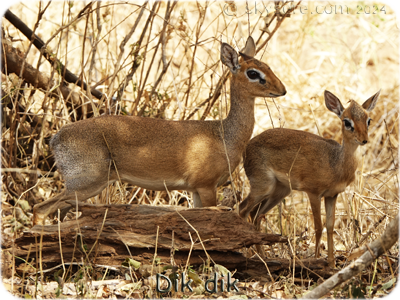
{"left": 240, "top": 90, "right": 380, "bottom": 267}
{"left": 33, "top": 37, "right": 286, "bottom": 225}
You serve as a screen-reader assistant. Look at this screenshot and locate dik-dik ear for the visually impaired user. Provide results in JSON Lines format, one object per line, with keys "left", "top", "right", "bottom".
{"left": 362, "top": 90, "right": 380, "bottom": 112}
{"left": 242, "top": 36, "right": 256, "bottom": 57}
{"left": 221, "top": 43, "right": 240, "bottom": 74}
{"left": 324, "top": 90, "right": 344, "bottom": 118}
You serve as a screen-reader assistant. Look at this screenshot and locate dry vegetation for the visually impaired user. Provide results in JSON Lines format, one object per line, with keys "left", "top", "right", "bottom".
{"left": 1, "top": 0, "right": 399, "bottom": 298}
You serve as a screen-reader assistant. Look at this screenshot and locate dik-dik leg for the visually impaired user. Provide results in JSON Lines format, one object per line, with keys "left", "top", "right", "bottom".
{"left": 308, "top": 193, "right": 323, "bottom": 258}
{"left": 243, "top": 182, "right": 291, "bottom": 257}
{"left": 250, "top": 181, "right": 291, "bottom": 225}
{"left": 196, "top": 187, "right": 217, "bottom": 207}
{"left": 325, "top": 195, "right": 338, "bottom": 268}
{"left": 33, "top": 180, "right": 109, "bottom": 225}
{"left": 239, "top": 177, "right": 276, "bottom": 220}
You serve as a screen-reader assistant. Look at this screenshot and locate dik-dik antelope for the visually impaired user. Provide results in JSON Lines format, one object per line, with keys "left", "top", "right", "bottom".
{"left": 33, "top": 37, "right": 286, "bottom": 225}
{"left": 239, "top": 90, "right": 380, "bottom": 267}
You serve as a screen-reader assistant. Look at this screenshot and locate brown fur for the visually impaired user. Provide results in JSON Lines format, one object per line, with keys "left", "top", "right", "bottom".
{"left": 33, "top": 37, "right": 286, "bottom": 225}
{"left": 239, "top": 90, "right": 380, "bottom": 267}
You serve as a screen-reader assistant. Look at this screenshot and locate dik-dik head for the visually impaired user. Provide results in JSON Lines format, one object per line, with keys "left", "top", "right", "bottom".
{"left": 324, "top": 90, "right": 380, "bottom": 145}
{"left": 220, "top": 37, "right": 286, "bottom": 98}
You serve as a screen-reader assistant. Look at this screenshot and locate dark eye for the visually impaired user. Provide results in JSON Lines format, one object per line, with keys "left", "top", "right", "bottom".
{"left": 343, "top": 119, "right": 354, "bottom": 131}
{"left": 247, "top": 70, "right": 260, "bottom": 80}
{"left": 367, "top": 118, "right": 372, "bottom": 127}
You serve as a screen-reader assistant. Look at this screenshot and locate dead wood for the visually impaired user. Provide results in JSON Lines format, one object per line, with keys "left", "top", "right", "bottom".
{"left": 29, "top": 203, "right": 288, "bottom": 251}
{"left": 1, "top": 41, "right": 96, "bottom": 119}
{"left": 4, "top": 8, "right": 105, "bottom": 101}
{"left": 302, "top": 214, "right": 399, "bottom": 299}
{"left": 7, "top": 203, "right": 333, "bottom": 279}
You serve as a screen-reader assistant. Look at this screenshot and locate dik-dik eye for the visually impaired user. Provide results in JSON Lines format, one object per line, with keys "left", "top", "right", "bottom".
{"left": 367, "top": 118, "right": 372, "bottom": 127}
{"left": 247, "top": 70, "right": 260, "bottom": 79}
{"left": 343, "top": 118, "right": 354, "bottom": 132}
{"left": 246, "top": 69, "right": 266, "bottom": 84}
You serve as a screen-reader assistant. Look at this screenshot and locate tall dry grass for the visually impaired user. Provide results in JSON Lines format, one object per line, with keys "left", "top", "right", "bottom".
{"left": 1, "top": 0, "right": 398, "bottom": 298}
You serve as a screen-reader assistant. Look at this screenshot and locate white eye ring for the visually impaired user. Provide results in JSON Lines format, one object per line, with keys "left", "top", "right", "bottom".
{"left": 343, "top": 118, "right": 354, "bottom": 131}
{"left": 245, "top": 68, "right": 266, "bottom": 82}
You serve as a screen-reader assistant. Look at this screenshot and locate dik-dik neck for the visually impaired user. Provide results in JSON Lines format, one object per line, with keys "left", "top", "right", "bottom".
{"left": 336, "top": 136, "right": 361, "bottom": 181}
{"left": 221, "top": 80, "right": 256, "bottom": 150}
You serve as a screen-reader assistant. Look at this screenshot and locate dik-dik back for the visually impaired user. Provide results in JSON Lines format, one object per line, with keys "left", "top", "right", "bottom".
{"left": 33, "top": 36, "right": 286, "bottom": 225}
{"left": 240, "top": 90, "right": 380, "bottom": 267}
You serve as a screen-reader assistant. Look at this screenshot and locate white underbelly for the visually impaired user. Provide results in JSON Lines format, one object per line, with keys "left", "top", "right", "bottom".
{"left": 121, "top": 174, "right": 191, "bottom": 191}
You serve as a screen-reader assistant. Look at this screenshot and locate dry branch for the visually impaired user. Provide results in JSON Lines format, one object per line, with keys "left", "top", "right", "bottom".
{"left": 7, "top": 203, "right": 336, "bottom": 280}
{"left": 1, "top": 41, "right": 101, "bottom": 121}
{"left": 4, "top": 9, "right": 105, "bottom": 101}
{"left": 2, "top": 42, "right": 81, "bottom": 107}
{"left": 116, "top": 1, "right": 159, "bottom": 104}
{"left": 302, "top": 215, "right": 399, "bottom": 299}
{"left": 28, "top": 203, "right": 287, "bottom": 251}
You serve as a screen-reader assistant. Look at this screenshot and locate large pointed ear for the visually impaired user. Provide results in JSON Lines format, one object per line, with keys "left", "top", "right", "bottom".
{"left": 221, "top": 43, "right": 240, "bottom": 74}
{"left": 324, "top": 90, "right": 344, "bottom": 118}
{"left": 241, "top": 36, "right": 256, "bottom": 57}
{"left": 362, "top": 90, "right": 380, "bottom": 112}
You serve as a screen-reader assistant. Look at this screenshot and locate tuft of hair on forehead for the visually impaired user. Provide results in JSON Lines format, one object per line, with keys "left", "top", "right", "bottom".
{"left": 348, "top": 100, "right": 368, "bottom": 121}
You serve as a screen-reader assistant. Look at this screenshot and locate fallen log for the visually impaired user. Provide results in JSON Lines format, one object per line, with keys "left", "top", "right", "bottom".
{"left": 28, "top": 202, "right": 287, "bottom": 251}
{"left": 8, "top": 203, "right": 333, "bottom": 279}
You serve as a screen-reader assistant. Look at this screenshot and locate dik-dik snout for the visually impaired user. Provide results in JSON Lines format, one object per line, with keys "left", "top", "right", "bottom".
{"left": 244, "top": 66, "right": 287, "bottom": 98}
{"left": 33, "top": 36, "right": 286, "bottom": 225}
{"left": 240, "top": 89, "right": 380, "bottom": 268}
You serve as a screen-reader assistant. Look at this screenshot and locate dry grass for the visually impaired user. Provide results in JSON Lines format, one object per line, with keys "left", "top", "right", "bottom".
{"left": 1, "top": 0, "right": 399, "bottom": 298}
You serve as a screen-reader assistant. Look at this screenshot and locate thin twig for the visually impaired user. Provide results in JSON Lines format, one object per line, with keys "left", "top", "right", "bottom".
{"left": 4, "top": 6, "right": 105, "bottom": 100}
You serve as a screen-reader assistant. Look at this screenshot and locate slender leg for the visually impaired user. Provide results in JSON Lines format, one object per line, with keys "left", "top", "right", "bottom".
{"left": 192, "top": 192, "right": 203, "bottom": 208}
{"left": 240, "top": 182, "right": 275, "bottom": 220}
{"left": 240, "top": 167, "right": 277, "bottom": 218}
{"left": 239, "top": 194, "right": 264, "bottom": 219}
{"left": 254, "top": 182, "right": 291, "bottom": 223}
{"left": 252, "top": 183, "right": 291, "bottom": 259}
{"left": 325, "top": 195, "right": 337, "bottom": 268}
{"left": 196, "top": 187, "right": 217, "bottom": 207}
{"left": 308, "top": 193, "right": 323, "bottom": 258}
{"left": 250, "top": 202, "right": 264, "bottom": 223}
{"left": 33, "top": 191, "right": 72, "bottom": 225}
{"left": 33, "top": 181, "right": 109, "bottom": 225}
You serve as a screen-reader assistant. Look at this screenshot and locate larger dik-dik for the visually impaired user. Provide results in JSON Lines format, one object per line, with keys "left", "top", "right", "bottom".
{"left": 33, "top": 37, "right": 286, "bottom": 225}
{"left": 240, "top": 90, "right": 380, "bottom": 267}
